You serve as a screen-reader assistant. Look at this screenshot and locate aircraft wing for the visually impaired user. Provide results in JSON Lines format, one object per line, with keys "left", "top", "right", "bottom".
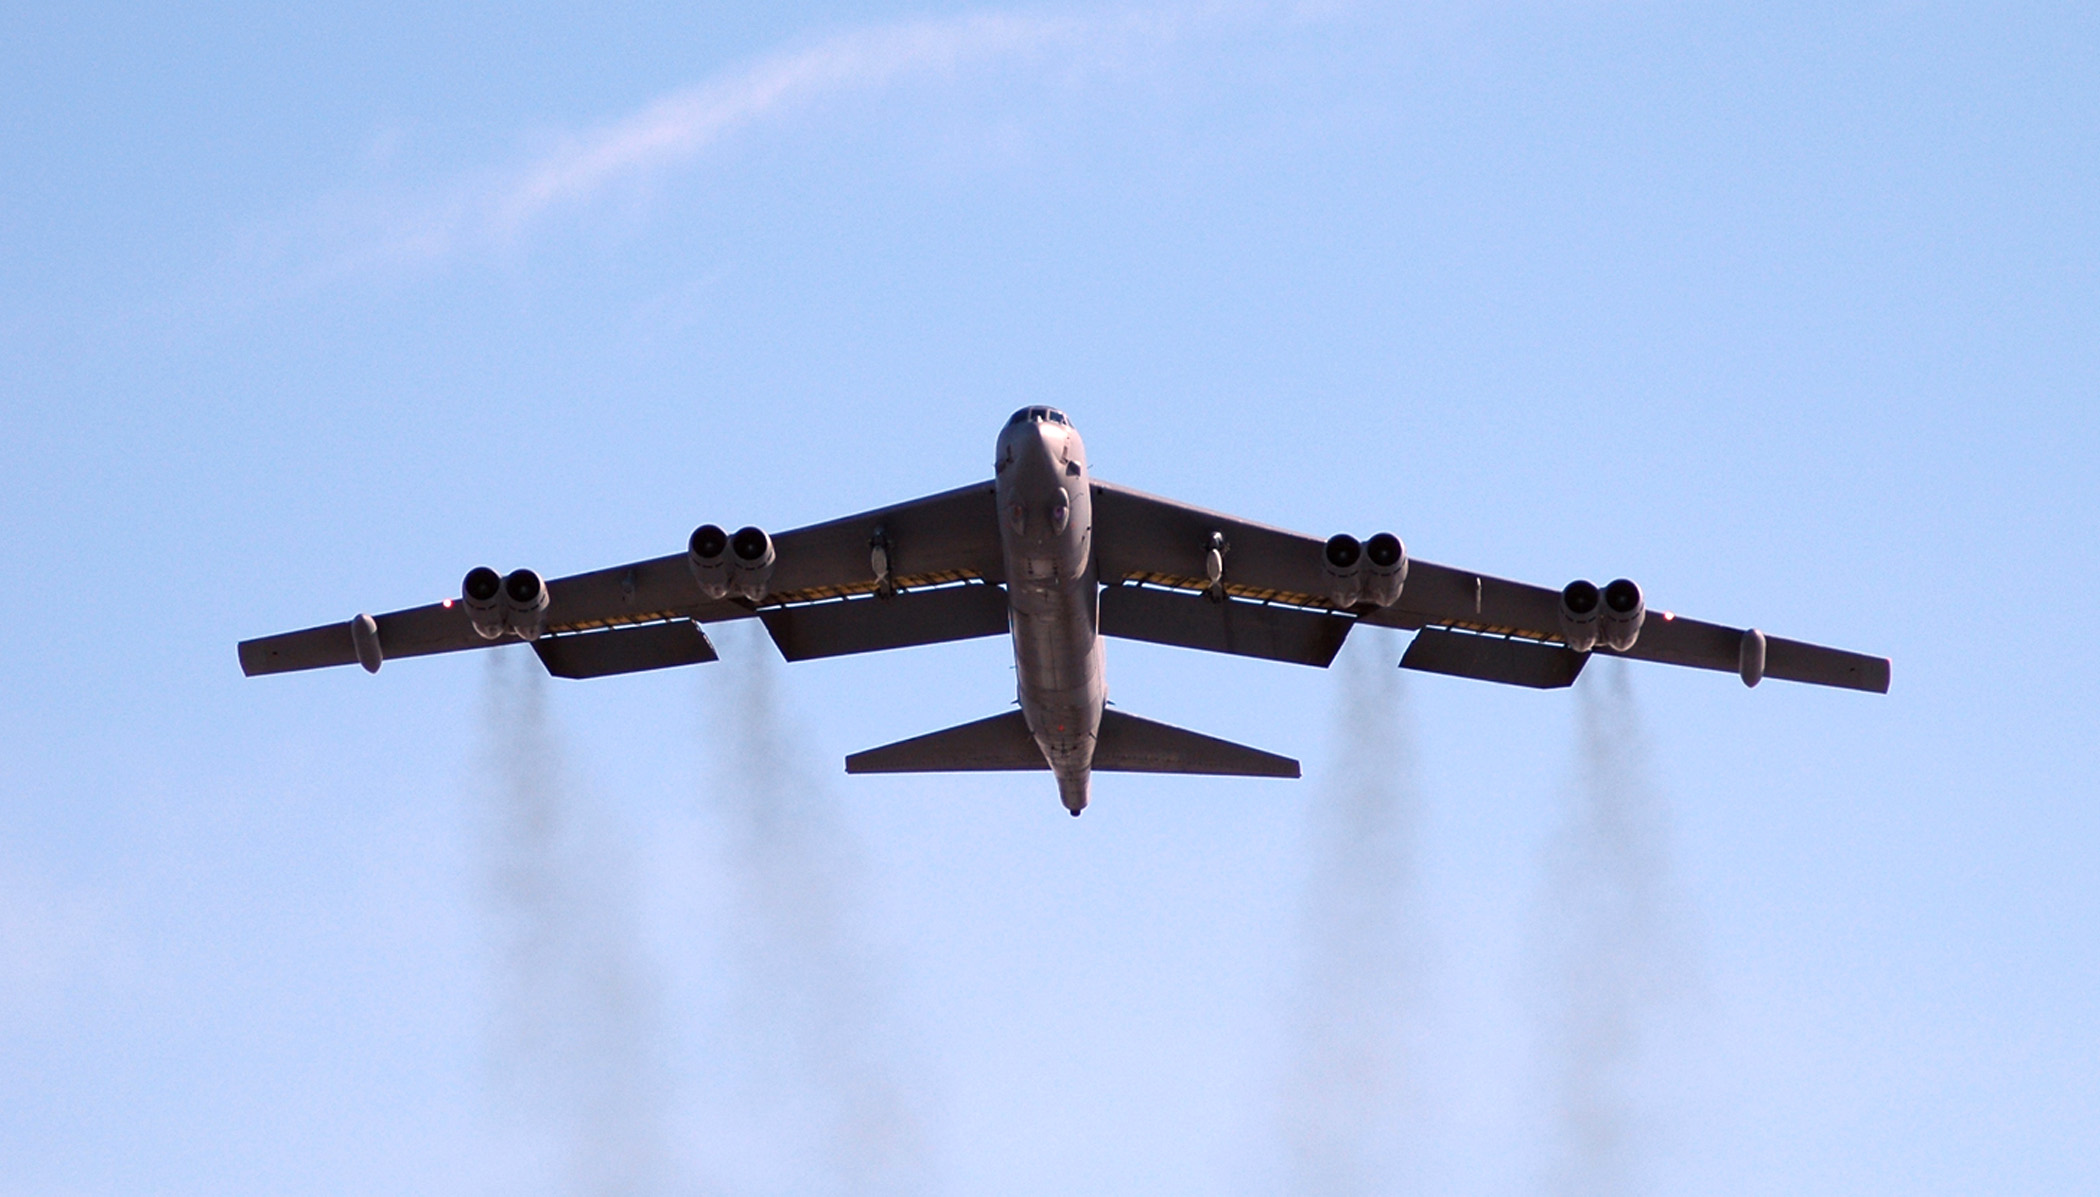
{"left": 751, "top": 479, "right": 1008, "bottom": 661}
{"left": 239, "top": 480, "right": 1005, "bottom": 677}
{"left": 757, "top": 479, "right": 1003, "bottom": 597}
{"left": 1089, "top": 479, "right": 1889, "bottom": 694}
{"left": 237, "top": 552, "right": 750, "bottom": 677}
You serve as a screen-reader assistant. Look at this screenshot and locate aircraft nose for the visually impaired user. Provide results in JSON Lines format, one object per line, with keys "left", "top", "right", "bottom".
{"left": 996, "top": 417, "right": 1069, "bottom": 479}
{"left": 1010, "top": 422, "right": 1058, "bottom": 465}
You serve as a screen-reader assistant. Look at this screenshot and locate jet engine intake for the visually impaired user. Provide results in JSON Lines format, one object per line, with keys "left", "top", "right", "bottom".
{"left": 1361, "top": 532, "right": 1408, "bottom": 608}
{"left": 1560, "top": 579, "right": 1601, "bottom": 652}
{"left": 728, "top": 525, "right": 775, "bottom": 601}
{"left": 1323, "top": 534, "right": 1363, "bottom": 608}
{"left": 688, "top": 523, "right": 730, "bottom": 600}
{"left": 1600, "top": 577, "right": 1645, "bottom": 652}
{"left": 503, "top": 568, "right": 549, "bottom": 640}
{"left": 463, "top": 566, "right": 506, "bottom": 640}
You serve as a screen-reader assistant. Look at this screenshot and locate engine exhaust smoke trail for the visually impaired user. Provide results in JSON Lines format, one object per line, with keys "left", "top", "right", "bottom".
{"left": 478, "top": 650, "right": 668, "bottom": 1196}
{"left": 1535, "top": 658, "right": 1690, "bottom": 1197}
{"left": 704, "top": 627, "right": 926, "bottom": 1195}
{"left": 1280, "top": 634, "right": 1424, "bottom": 1195}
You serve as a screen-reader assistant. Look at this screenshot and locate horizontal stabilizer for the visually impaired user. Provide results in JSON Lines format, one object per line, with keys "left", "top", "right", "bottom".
{"left": 1100, "top": 583, "right": 1352, "bottom": 667}
{"left": 846, "top": 711, "right": 1047, "bottom": 774}
{"left": 533, "top": 620, "right": 717, "bottom": 679}
{"left": 844, "top": 708, "right": 1299, "bottom": 778}
{"left": 1401, "top": 626, "right": 1587, "bottom": 689}
{"left": 1093, "top": 709, "right": 1299, "bottom": 777}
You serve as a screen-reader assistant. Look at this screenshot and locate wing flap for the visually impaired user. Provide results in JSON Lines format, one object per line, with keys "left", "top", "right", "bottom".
{"left": 759, "top": 583, "right": 1009, "bottom": 663}
{"left": 1400, "top": 626, "right": 1587, "bottom": 689}
{"left": 1099, "top": 583, "right": 1352, "bottom": 667}
{"left": 845, "top": 711, "right": 1047, "bottom": 773}
{"left": 532, "top": 620, "right": 717, "bottom": 679}
{"left": 1093, "top": 710, "right": 1300, "bottom": 778}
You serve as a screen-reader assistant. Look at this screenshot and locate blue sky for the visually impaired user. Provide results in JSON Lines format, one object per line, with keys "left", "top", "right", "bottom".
{"left": 2, "top": 2, "right": 2095, "bottom": 1193}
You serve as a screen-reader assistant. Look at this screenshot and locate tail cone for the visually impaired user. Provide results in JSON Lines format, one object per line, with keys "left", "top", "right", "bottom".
{"left": 1058, "top": 771, "right": 1091, "bottom": 816}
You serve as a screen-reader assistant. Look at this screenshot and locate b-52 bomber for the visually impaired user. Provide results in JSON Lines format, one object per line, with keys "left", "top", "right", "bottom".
{"left": 242, "top": 407, "right": 1889, "bottom": 815}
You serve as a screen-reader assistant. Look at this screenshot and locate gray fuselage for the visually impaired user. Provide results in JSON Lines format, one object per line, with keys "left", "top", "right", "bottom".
{"left": 994, "top": 408, "right": 1103, "bottom": 814}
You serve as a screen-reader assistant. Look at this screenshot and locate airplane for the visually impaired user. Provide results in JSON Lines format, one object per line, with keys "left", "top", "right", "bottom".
{"left": 241, "top": 406, "right": 1890, "bottom": 815}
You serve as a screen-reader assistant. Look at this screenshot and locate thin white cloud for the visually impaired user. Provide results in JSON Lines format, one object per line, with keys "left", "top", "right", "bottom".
{"left": 312, "top": 12, "right": 1084, "bottom": 275}
{"left": 488, "top": 13, "right": 1086, "bottom": 235}
{"left": 279, "top": 2, "right": 1299, "bottom": 279}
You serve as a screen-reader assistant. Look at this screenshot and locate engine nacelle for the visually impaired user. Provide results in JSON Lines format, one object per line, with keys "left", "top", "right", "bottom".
{"left": 463, "top": 566, "right": 506, "bottom": 640}
{"left": 727, "top": 526, "right": 775, "bottom": 601}
{"left": 688, "top": 523, "right": 730, "bottom": 600}
{"left": 1600, "top": 577, "right": 1645, "bottom": 652}
{"left": 1322, "top": 534, "right": 1363, "bottom": 608}
{"left": 1560, "top": 579, "right": 1601, "bottom": 653}
{"left": 503, "top": 568, "right": 549, "bottom": 640}
{"left": 1361, "top": 532, "right": 1408, "bottom": 608}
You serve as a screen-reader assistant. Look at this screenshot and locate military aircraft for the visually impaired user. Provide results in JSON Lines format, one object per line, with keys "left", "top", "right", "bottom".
{"left": 241, "top": 406, "right": 1889, "bottom": 815}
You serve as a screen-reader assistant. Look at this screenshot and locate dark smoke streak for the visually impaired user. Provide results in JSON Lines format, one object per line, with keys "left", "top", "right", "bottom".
{"left": 479, "top": 650, "right": 669, "bottom": 1196}
{"left": 1281, "top": 634, "right": 1424, "bottom": 1195}
{"left": 1535, "top": 658, "right": 1690, "bottom": 1197}
{"left": 705, "top": 628, "right": 926, "bottom": 1196}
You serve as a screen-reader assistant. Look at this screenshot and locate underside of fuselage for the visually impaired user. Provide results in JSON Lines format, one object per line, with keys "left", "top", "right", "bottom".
{"left": 837, "top": 408, "right": 1306, "bottom": 814}
{"left": 995, "top": 406, "right": 1104, "bottom": 813}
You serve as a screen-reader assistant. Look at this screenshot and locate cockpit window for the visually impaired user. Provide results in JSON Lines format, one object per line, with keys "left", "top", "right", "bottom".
{"left": 1006, "top": 406, "right": 1070, "bottom": 426}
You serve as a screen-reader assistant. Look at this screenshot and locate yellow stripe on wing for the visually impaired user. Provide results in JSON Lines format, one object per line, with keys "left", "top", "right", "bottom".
{"left": 763, "top": 568, "right": 983, "bottom": 607}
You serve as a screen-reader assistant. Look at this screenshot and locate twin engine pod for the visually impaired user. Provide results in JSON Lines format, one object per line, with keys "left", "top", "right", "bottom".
{"left": 687, "top": 524, "right": 775, "bottom": 602}
{"left": 462, "top": 566, "right": 549, "bottom": 641}
{"left": 1558, "top": 577, "right": 1645, "bottom": 653}
{"left": 1321, "top": 531, "right": 1408, "bottom": 609}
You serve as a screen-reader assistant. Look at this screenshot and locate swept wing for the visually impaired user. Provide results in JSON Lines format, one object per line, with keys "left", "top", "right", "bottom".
{"left": 1090, "top": 479, "right": 1888, "bottom": 693}
{"left": 239, "top": 481, "right": 1003, "bottom": 677}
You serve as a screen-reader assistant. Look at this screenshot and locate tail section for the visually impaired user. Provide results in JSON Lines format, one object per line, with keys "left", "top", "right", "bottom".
{"left": 845, "top": 711, "right": 1046, "bottom": 774}
{"left": 1093, "top": 709, "right": 1299, "bottom": 778}
{"left": 844, "top": 708, "right": 1297, "bottom": 779}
